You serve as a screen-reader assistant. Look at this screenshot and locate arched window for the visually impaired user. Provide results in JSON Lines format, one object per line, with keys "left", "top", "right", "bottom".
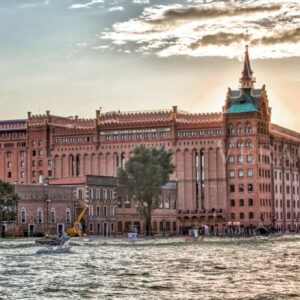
{"left": 245, "top": 139, "right": 253, "bottom": 147}
{"left": 37, "top": 208, "right": 43, "bottom": 224}
{"left": 248, "top": 199, "right": 254, "bottom": 206}
{"left": 76, "top": 154, "right": 80, "bottom": 176}
{"left": 70, "top": 155, "right": 75, "bottom": 177}
{"left": 230, "top": 213, "right": 235, "bottom": 220}
{"left": 237, "top": 140, "right": 243, "bottom": 148}
{"left": 248, "top": 184, "right": 253, "bottom": 192}
{"left": 121, "top": 153, "right": 126, "bottom": 168}
{"left": 50, "top": 208, "right": 56, "bottom": 223}
{"left": 21, "top": 208, "right": 26, "bottom": 223}
{"left": 228, "top": 124, "right": 235, "bottom": 134}
{"left": 237, "top": 123, "right": 243, "bottom": 134}
{"left": 240, "top": 212, "right": 245, "bottom": 219}
{"left": 245, "top": 123, "right": 252, "bottom": 134}
{"left": 239, "top": 199, "right": 244, "bottom": 206}
{"left": 249, "top": 212, "right": 254, "bottom": 219}
{"left": 230, "top": 199, "right": 235, "bottom": 207}
{"left": 66, "top": 208, "right": 71, "bottom": 223}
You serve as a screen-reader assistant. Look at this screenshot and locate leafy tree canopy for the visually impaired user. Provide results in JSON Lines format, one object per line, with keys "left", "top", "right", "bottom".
{"left": 0, "top": 181, "right": 19, "bottom": 225}
{"left": 118, "top": 146, "right": 174, "bottom": 235}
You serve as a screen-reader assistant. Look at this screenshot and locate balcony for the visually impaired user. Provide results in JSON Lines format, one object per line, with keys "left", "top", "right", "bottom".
{"left": 177, "top": 208, "right": 226, "bottom": 221}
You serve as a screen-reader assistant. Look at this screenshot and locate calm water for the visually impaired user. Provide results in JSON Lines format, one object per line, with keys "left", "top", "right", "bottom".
{"left": 0, "top": 236, "right": 299, "bottom": 300}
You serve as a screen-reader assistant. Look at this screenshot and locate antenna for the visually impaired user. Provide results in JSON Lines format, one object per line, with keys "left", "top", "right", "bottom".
{"left": 245, "top": 29, "right": 250, "bottom": 46}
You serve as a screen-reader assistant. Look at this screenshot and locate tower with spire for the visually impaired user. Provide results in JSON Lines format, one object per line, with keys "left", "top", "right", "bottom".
{"left": 224, "top": 44, "right": 269, "bottom": 116}
{"left": 239, "top": 45, "right": 256, "bottom": 89}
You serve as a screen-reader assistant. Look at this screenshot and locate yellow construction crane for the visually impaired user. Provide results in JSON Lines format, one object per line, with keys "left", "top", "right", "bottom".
{"left": 67, "top": 186, "right": 90, "bottom": 237}
{"left": 66, "top": 205, "right": 88, "bottom": 237}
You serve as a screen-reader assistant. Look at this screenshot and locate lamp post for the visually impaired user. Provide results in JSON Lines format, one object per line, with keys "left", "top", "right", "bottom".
{"left": 42, "top": 178, "right": 50, "bottom": 237}
{"left": 45, "top": 198, "right": 51, "bottom": 237}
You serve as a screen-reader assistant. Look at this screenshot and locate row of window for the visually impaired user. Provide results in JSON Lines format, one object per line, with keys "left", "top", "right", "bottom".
{"left": 228, "top": 139, "right": 253, "bottom": 148}
{"left": 227, "top": 123, "right": 252, "bottom": 135}
{"left": 230, "top": 212, "right": 255, "bottom": 220}
{"left": 274, "top": 171, "right": 299, "bottom": 182}
{"left": 258, "top": 154, "right": 271, "bottom": 164}
{"left": 229, "top": 184, "right": 254, "bottom": 193}
{"left": 231, "top": 211, "right": 272, "bottom": 221}
{"left": 0, "top": 142, "right": 26, "bottom": 149}
{"left": 229, "top": 169, "right": 253, "bottom": 178}
{"left": 260, "top": 199, "right": 272, "bottom": 207}
{"left": 230, "top": 199, "right": 254, "bottom": 207}
{"left": 89, "top": 205, "right": 115, "bottom": 217}
{"left": 274, "top": 158, "right": 299, "bottom": 168}
{"left": 105, "top": 132, "right": 166, "bottom": 141}
{"left": 55, "top": 137, "right": 94, "bottom": 144}
{"left": 77, "top": 188, "right": 115, "bottom": 201}
{"left": 259, "top": 184, "right": 271, "bottom": 193}
{"left": 228, "top": 154, "right": 253, "bottom": 164}
{"left": 275, "top": 211, "right": 300, "bottom": 220}
{"left": 177, "top": 129, "right": 223, "bottom": 137}
{"left": 20, "top": 208, "right": 71, "bottom": 224}
{"left": 259, "top": 168, "right": 271, "bottom": 178}
{"left": 275, "top": 185, "right": 299, "bottom": 195}
{"left": 275, "top": 199, "right": 300, "bottom": 209}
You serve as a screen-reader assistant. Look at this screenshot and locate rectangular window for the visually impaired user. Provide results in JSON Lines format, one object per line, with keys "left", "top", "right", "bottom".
{"left": 103, "top": 189, "right": 107, "bottom": 199}
{"left": 229, "top": 170, "right": 235, "bottom": 178}
{"left": 229, "top": 155, "right": 234, "bottom": 164}
{"left": 247, "top": 155, "right": 253, "bottom": 163}
{"left": 247, "top": 169, "right": 253, "bottom": 177}
{"left": 89, "top": 205, "right": 93, "bottom": 216}
{"left": 238, "top": 155, "right": 243, "bottom": 164}
{"left": 96, "top": 189, "right": 101, "bottom": 199}
{"left": 238, "top": 169, "right": 244, "bottom": 178}
{"left": 229, "top": 142, "right": 235, "bottom": 148}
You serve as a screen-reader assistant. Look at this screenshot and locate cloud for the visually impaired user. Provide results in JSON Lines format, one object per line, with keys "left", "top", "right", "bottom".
{"left": 102, "top": 0, "right": 300, "bottom": 59}
{"left": 148, "top": 4, "right": 281, "bottom": 24}
{"left": 69, "top": 0, "right": 104, "bottom": 9}
{"left": 92, "top": 45, "right": 110, "bottom": 49}
{"left": 190, "top": 32, "right": 246, "bottom": 49}
{"left": 108, "top": 6, "right": 124, "bottom": 12}
{"left": 133, "top": 0, "right": 150, "bottom": 4}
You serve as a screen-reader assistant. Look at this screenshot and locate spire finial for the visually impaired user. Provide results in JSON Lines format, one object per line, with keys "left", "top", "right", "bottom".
{"left": 239, "top": 44, "right": 255, "bottom": 89}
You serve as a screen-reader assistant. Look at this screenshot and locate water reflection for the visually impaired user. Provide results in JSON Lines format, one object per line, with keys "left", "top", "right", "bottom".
{"left": 0, "top": 236, "right": 299, "bottom": 299}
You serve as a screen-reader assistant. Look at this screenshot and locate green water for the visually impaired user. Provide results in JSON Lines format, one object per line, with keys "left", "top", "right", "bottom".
{"left": 0, "top": 236, "right": 299, "bottom": 299}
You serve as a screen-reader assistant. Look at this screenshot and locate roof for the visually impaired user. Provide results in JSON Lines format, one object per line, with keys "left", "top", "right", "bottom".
{"left": 226, "top": 89, "right": 260, "bottom": 114}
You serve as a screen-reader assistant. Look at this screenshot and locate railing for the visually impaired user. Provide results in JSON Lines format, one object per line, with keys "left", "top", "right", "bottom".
{"left": 178, "top": 208, "right": 224, "bottom": 215}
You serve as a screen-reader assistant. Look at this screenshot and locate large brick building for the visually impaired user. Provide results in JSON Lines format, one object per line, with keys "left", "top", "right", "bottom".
{"left": 1, "top": 46, "right": 300, "bottom": 234}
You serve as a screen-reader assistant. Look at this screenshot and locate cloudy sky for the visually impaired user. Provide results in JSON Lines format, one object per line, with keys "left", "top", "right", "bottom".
{"left": 0, "top": 0, "right": 299, "bottom": 130}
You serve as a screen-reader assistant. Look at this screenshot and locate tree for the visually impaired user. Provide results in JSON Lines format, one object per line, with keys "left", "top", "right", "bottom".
{"left": 0, "top": 181, "right": 19, "bottom": 238}
{"left": 118, "top": 146, "right": 174, "bottom": 236}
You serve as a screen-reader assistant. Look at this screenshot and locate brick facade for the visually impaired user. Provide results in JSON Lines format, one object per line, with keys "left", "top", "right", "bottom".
{"left": 1, "top": 46, "right": 300, "bottom": 234}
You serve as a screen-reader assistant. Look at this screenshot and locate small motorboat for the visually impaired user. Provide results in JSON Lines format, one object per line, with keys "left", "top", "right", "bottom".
{"left": 36, "top": 246, "right": 72, "bottom": 255}
{"left": 36, "top": 235, "right": 70, "bottom": 246}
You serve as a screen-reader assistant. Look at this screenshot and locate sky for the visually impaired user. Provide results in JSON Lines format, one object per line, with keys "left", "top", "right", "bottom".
{"left": 0, "top": 0, "right": 299, "bottom": 130}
